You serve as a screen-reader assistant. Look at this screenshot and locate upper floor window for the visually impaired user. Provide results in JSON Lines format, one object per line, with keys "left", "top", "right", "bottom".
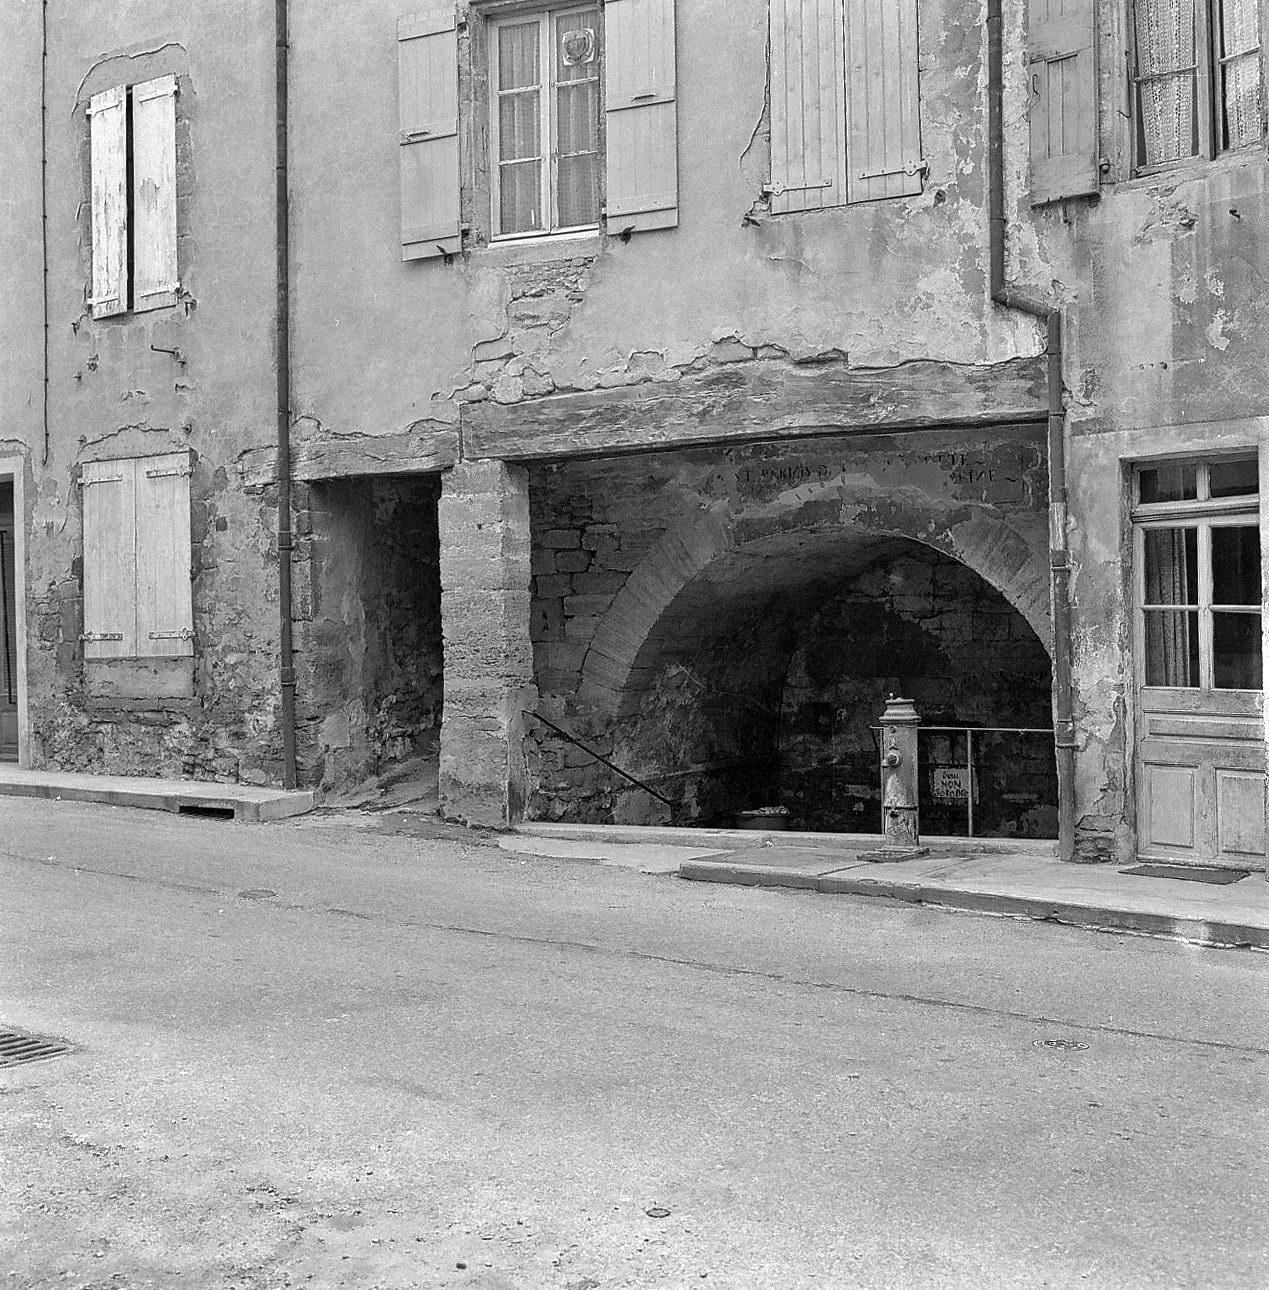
{"left": 396, "top": 0, "right": 677, "bottom": 263}
{"left": 1129, "top": 0, "right": 1265, "bottom": 173}
{"left": 490, "top": 8, "right": 602, "bottom": 238}
{"left": 88, "top": 77, "right": 181, "bottom": 319}
{"left": 766, "top": 0, "right": 924, "bottom": 213}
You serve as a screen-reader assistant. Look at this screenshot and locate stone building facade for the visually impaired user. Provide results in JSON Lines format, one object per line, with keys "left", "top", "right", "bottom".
{"left": 1, "top": 0, "right": 1265, "bottom": 872}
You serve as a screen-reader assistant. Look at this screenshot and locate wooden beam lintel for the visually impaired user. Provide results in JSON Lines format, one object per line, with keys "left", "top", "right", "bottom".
{"left": 460, "top": 356, "right": 1049, "bottom": 463}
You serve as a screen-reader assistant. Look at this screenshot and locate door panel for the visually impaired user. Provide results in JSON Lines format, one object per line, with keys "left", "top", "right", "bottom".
{"left": 1143, "top": 762, "right": 1196, "bottom": 850}
{"left": 1216, "top": 769, "right": 1267, "bottom": 857}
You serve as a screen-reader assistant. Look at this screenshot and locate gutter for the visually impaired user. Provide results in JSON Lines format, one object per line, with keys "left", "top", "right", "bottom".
{"left": 986, "top": 0, "right": 1077, "bottom": 863}
{"left": 276, "top": 0, "right": 297, "bottom": 788}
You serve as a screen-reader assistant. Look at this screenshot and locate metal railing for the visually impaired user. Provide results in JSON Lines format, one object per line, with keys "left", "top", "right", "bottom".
{"left": 872, "top": 723, "right": 1055, "bottom": 839}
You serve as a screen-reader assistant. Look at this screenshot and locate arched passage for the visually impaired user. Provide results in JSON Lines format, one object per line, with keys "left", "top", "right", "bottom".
{"left": 600, "top": 528, "right": 1057, "bottom": 834}
{"left": 577, "top": 499, "right": 1051, "bottom": 722}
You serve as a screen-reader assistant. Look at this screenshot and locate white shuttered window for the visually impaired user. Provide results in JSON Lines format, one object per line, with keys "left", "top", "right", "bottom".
{"left": 1028, "top": 0, "right": 1100, "bottom": 203}
{"left": 768, "top": 0, "right": 923, "bottom": 212}
{"left": 88, "top": 87, "right": 128, "bottom": 319}
{"left": 88, "top": 79, "right": 180, "bottom": 313}
{"left": 82, "top": 453, "right": 193, "bottom": 661}
{"left": 398, "top": 9, "right": 462, "bottom": 259}
{"left": 132, "top": 76, "right": 180, "bottom": 310}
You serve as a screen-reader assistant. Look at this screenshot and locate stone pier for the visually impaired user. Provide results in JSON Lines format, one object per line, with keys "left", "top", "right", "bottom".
{"left": 438, "top": 461, "right": 535, "bottom": 827}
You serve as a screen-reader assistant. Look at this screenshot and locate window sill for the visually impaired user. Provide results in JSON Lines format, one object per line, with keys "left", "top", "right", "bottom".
{"left": 468, "top": 229, "right": 602, "bottom": 269}
{"left": 1110, "top": 146, "right": 1266, "bottom": 195}
{"left": 85, "top": 657, "right": 194, "bottom": 701}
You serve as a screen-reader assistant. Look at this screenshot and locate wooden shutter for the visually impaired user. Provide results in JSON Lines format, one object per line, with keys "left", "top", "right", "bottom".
{"left": 604, "top": 0, "right": 679, "bottom": 234}
{"left": 81, "top": 459, "right": 137, "bottom": 659}
{"left": 88, "top": 86, "right": 128, "bottom": 319}
{"left": 769, "top": 0, "right": 847, "bottom": 213}
{"left": 398, "top": 9, "right": 461, "bottom": 261}
{"left": 1028, "top": 0, "right": 1099, "bottom": 204}
{"left": 132, "top": 76, "right": 180, "bottom": 311}
{"left": 843, "top": 0, "right": 923, "bottom": 203}
{"left": 135, "top": 452, "right": 194, "bottom": 658}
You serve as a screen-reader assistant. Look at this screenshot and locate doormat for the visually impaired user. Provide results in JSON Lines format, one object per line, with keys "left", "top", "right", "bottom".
{"left": 1121, "top": 864, "right": 1250, "bottom": 885}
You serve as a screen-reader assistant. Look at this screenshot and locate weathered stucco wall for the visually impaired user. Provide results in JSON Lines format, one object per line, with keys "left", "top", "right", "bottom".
{"left": 0, "top": 2, "right": 44, "bottom": 468}
{"left": 1015, "top": 77, "right": 1269, "bottom": 860}
{"left": 13, "top": 2, "right": 284, "bottom": 782}
{"left": 286, "top": 0, "right": 1042, "bottom": 466}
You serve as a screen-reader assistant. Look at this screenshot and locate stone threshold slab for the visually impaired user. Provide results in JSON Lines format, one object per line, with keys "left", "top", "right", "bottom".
{"left": 679, "top": 853, "right": 1269, "bottom": 949}
{"left": 514, "top": 821, "right": 1056, "bottom": 857}
{"left": 0, "top": 767, "right": 315, "bottom": 824}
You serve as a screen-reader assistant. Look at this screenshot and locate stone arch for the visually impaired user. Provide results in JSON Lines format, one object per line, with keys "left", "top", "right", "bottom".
{"left": 577, "top": 491, "right": 1052, "bottom": 722}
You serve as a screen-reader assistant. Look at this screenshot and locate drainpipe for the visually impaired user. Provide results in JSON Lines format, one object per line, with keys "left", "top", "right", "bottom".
{"left": 41, "top": 0, "right": 50, "bottom": 467}
{"left": 986, "top": 0, "right": 1077, "bottom": 862}
{"left": 275, "top": 0, "right": 297, "bottom": 789}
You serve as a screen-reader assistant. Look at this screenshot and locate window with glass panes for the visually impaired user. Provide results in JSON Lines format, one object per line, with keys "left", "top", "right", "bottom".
{"left": 1129, "top": 0, "right": 1265, "bottom": 172}
{"left": 490, "top": 8, "right": 602, "bottom": 237}
{"left": 1134, "top": 456, "right": 1263, "bottom": 692}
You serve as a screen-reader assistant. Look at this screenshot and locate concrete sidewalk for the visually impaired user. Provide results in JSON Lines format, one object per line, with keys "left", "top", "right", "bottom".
{"left": 514, "top": 823, "right": 1269, "bottom": 949}
{"left": 0, "top": 765, "right": 314, "bottom": 823}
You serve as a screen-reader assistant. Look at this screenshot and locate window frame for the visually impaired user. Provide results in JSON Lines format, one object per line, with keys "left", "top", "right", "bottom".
{"left": 1132, "top": 455, "right": 1262, "bottom": 695}
{"left": 1127, "top": 0, "right": 1267, "bottom": 177}
{"left": 487, "top": 4, "right": 604, "bottom": 241}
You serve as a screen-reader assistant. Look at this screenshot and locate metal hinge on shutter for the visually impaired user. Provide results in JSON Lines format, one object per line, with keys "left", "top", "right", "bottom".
{"left": 148, "top": 628, "right": 193, "bottom": 641}
{"left": 762, "top": 179, "right": 834, "bottom": 198}
{"left": 857, "top": 158, "right": 929, "bottom": 180}
{"left": 81, "top": 473, "right": 125, "bottom": 486}
{"left": 144, "top": 464, "right": 193, "bottom": 479}
{"left": 80, "top": 631, "right": 124, "bottom": 642}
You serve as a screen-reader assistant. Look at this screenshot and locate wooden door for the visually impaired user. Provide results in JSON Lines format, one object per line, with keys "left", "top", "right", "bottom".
{"left": 1133, "top": 458, "right": 1266, "bottom": 869}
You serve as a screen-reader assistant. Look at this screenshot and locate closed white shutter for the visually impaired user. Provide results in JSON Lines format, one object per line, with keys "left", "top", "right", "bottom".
{"left": 398, "top": 8, "right": 462, "bottom": 261}
{"left": 135, "top": 452, "right": 194, "bottom": 659}
{"left": 604, "top": 0, "right": 679, "bottom": 234}
{"left": 1029, "top": 0, "right": 1099, "bottom": 202}
{"left": 843, "top": 0, "right": 923, "bottom": 203}
{"left": 81, "top": 459, "right": 137, "bottom": 659}
{"left": 769, "top": 0, "right": 847, "bottom": 213}
{"left": 88, "top": 86, "right": 128, "bottom": 319}
{"left": 132, "top": 76, "right": 180, "bottom": 311}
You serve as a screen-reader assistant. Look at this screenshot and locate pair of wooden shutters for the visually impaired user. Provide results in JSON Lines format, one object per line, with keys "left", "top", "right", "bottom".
{"left": 89, "top": 76, "right": 179, "bottom": 320}
{"left": 81, "top": 453, "right": 194, "bottom": 661}
{"left": 1027, "top": 0, "right": 1100, "bottom": 204}
{"left": 769, "top": 0, "right": 923, "bottom": 213}
{"left": 397, "top": 0, "right": 679, "bottom": 260}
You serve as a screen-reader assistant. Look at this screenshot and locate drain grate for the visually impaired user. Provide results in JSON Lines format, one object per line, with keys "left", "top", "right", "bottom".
{"left": 0, "top": 1028, "right": 76, "bottom": 1068}
{"left": 1122, "top": 863, "right": 1250, "bottom": 885}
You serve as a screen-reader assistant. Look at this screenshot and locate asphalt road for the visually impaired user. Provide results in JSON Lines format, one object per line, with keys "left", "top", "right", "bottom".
{"left": 1, "top": 798, "right": 1266, "bottom": 1289}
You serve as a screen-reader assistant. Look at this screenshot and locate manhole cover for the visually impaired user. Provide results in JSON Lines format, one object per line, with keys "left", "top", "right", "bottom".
{"left": 1033, "top": 1038, "right": 1089, "bottom": 1052}
{"left": 0, "top": 1028, "right": 76, "bottom": 1068}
